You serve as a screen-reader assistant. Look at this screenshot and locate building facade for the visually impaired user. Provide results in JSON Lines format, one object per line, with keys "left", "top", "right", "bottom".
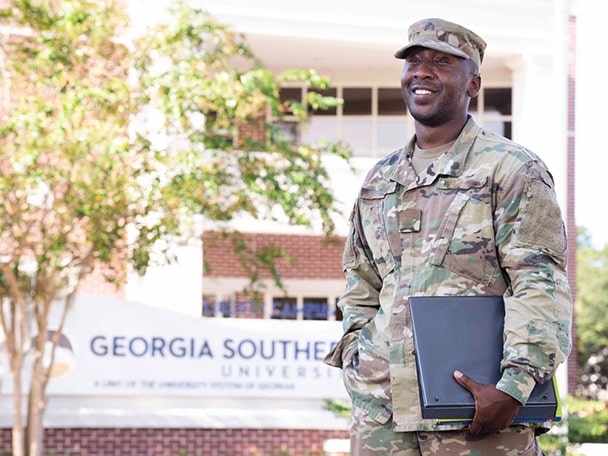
{"left": 0, "top": 0, "right": 580, "bottom": 455}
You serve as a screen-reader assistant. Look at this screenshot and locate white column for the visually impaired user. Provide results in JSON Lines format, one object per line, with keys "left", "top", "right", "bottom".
{"left": 575, "top": 0, "right": 608, "bottom": 248}
{"left": 510, "top": 0, "right": 571, "bottom": 398}
{"left": 509, "top": 54, "right": 568, "bottom": 214}
{"left": 126, "top": 238, "right": 203, "bottom": 317}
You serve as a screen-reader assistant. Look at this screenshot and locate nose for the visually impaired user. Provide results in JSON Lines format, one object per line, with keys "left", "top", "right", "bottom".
{"left": 413, "top": 59, "right": 434, "bottom": 79}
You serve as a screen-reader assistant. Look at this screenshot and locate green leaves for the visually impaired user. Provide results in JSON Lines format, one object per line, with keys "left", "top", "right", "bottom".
{"left": 0, "top": 0, "right": 132, "bottom": 290}
{"left": 131, "top": 0, "right": 351, "bottom": 242}
{"left": 575, "top": 227, "right": 608, "bottom": 399}
{"left": 0, "top": 0, "right": 350, "bottom": 295}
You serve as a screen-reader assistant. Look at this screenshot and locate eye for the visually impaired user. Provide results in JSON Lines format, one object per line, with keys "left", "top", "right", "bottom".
{"left": 434, "top": 56, "right": 450, "bottom": 65}
{"left": 406, "top": 56, "right": 421, "bottom": 65}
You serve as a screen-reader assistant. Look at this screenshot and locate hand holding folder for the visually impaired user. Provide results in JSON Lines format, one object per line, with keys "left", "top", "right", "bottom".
{"left": 453, "top": 370, "right": 520, "bottom": 434}
{"left": 408, "top": 296, "right": 561, "bottom": 426}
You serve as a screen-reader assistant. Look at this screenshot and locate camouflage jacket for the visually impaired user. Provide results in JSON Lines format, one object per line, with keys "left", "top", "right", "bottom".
{"left": 324, "top": 117, "right": 572, "bottom": 432}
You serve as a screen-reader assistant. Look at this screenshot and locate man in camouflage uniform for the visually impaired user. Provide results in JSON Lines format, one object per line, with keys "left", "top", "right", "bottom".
{"left": 325, "top": 18, "right": 572, "bottom": 455}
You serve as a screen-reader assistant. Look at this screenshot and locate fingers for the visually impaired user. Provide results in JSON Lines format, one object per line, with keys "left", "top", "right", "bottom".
{"left": 452, "top": 373, "right": 520, "bottom": 435}
{"left": 453, "top": 370, "right": 483, "bottom": 434}
{"left": 468, "top": 421, "right": 483, "bottom": 435}
{"left": 453, "top": 370, "right": 474, "bottom": 391}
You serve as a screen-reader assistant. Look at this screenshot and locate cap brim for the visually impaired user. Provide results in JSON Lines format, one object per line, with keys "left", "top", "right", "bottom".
{"left": 394, "top": 39, "right": 470, "bottom": 60}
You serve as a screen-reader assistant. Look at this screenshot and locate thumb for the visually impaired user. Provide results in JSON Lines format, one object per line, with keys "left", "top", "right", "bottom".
{"left": 453, "top": 370, "right": 477, "bottom": 393}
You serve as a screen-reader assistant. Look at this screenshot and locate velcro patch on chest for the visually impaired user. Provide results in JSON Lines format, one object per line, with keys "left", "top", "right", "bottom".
{"left": 399, "top": 209, "right": 422, "bottom": 233}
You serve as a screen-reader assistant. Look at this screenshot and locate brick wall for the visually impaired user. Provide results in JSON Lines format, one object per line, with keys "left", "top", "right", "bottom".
{"left": 203, "top": 231, "right": 345, "bottom": 280}
{"left": 0, "top": 427, "right": 349, "bottom": 456}
{"left": 238, "top": 110, "right": 267, "bottom": 144}
{"left": 566, "top": 14, "right": 578, "bottom": 395}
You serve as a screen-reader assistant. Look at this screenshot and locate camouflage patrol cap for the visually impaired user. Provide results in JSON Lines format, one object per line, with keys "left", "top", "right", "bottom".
{"left": 394, "top": 18, "right": 487, "bottom": 69}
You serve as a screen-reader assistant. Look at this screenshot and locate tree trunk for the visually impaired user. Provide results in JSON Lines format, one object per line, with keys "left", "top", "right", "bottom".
{"left": 25, "top": 332, "right": 48, "bottom": 456}
{"left": 11, "top": 366, "right": 25, "bottom": 456}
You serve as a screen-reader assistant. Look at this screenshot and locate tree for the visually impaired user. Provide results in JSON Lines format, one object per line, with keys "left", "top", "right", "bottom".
{"left": 0, "top": 1, "right": 349, "bottom": 455}
{"left": 0, "top": 2, "right": 133, "bottom": 455}
{"left": 129, "top": 0, "right": 350, "bottom": 290}
{"left": 575, "top": 227, "right": 608, "bottom": 399}
{"left": 131, "top": 1, "right": 351, "bottom": 227}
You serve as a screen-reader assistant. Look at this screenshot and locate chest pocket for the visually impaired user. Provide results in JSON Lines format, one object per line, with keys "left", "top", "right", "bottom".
{"left": 427, "top": 176, "right": 503, "bottom": 288}
{"left": 360, "top": 181, "right": 398, "bottom": 279}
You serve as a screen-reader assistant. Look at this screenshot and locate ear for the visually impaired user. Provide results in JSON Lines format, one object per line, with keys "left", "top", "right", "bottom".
{"left": 468, "top": 74, "right": 481, "bottom": 98}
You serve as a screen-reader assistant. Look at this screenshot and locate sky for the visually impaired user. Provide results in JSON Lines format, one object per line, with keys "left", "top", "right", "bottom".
{"left": 575, "top": 1, "right": 608, "bottom": 249}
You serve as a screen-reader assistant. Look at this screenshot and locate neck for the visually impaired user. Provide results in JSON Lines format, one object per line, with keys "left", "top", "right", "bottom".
{"left": 414, "top": 115, "right": 468, "bottom": 149}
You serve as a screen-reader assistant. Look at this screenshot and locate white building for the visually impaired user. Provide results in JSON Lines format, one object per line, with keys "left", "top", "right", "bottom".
{"left": 0, "top": 0, "right": 585, "bottom": 454}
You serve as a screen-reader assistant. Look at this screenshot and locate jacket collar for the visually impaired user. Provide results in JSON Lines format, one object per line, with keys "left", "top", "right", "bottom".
{"left": 389, "top": 116, "right": 479, "bottom": 189}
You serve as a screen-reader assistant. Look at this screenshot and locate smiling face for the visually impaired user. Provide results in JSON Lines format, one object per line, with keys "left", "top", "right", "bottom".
{"left": 400, "top": 47, "right": 481, "bottom": 128}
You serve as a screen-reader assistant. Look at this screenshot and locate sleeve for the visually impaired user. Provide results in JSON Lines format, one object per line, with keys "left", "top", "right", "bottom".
{"left": 323, "top": 200, "right": 382, "bottom": 368}
{"left": 493, "top": 160, "right": 573, "bottom": 404}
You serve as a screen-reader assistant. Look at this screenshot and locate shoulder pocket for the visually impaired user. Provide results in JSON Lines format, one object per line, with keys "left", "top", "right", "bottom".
{"left": 515, "top": 176, "right": 567, "bottom": 263}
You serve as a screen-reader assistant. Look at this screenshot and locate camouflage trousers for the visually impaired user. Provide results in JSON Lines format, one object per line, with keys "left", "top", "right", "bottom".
{"left": 350, "top": 406, "right": 544, "bottom": 456}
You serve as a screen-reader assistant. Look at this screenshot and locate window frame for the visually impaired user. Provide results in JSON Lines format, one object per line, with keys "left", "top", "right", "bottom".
{"left": 202, "top": 291, "right": 341, "bottom": 321}
{"left": 274, "top": 84, "right": 513, "bottom": 158}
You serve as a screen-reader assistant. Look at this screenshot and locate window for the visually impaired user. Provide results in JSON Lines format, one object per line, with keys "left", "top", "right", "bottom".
{"left": 378, "top": 87, "right": 410, "bottom": 152}
{"left": 308, "top": 88, "right": 338, "bottom": 115}
{"left": 378, "top": 88, "right": 406, "bottom": 115}
{"left": 271, "top": 296, "right": 342, "bottom": 321}
{"left": 271, "top": 296, "right": 330, "bottom": 320}
{"left": 204, "top": 292, "right": 342, "bottom": 321}
{"left": 273, "top": 120, "right": 300, "bottom": 144}
{"left": 280, "top": 85, "right": 409, "bottom": 157}
{"left": 271, "top": 297, "right": 298, "bottom": 320}
{"left": 279, "top": 87, "right": 302, "bottom": 113}
{"left": 203, "top": 294, "right": 258, "bottom": 318}
{"left": 276, "top": 85, "right": 512, "bottom": 158}
{"left": 202, "top": 295, "right": 232, "bottom": 318}
{"left": 470, "top": 87, "right": 512, "bottom": 139}
{"left": 303, "top": 297, "right": 329, "bottom": 320}
{"left": 343, "top": 88, "right": 372, "bottom": 115}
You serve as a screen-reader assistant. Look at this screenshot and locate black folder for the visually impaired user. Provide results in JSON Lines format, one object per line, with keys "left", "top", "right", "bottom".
{"left": 408, "top": 295, "right": 560, "bottom": 424}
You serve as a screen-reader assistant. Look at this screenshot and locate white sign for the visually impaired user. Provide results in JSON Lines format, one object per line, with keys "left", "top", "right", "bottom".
{"left": 2, "top": 296, "right": 348, "bottom": 400}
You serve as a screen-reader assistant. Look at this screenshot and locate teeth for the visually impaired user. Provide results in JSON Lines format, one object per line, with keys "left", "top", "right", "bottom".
{"left": 415, "top": 89, "right": 432, "bottom": 95}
